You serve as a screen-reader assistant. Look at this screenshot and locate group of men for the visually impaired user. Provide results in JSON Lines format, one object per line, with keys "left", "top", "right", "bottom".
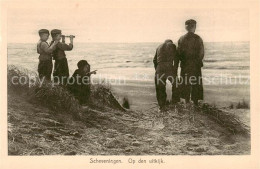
{"left": 36, "top": 19, "right": 204, "bottom": 109}
{"left": 37, "top": 29, "right": 95, "bottom": 104}
{"left": 153, "top": 19, "right": 204, "bottom": 112}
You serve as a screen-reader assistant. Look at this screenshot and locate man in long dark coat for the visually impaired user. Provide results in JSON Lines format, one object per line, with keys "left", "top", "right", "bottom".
{"left": 153, "top": 39, "right": 180, "bottom": 112}
{"left": 177, "top": 19, "right": 204, "bottom": 105}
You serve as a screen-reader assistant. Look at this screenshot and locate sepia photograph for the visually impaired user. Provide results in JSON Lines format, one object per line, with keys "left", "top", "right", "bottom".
{"left": 1, "top": 0, "right": 260, "bottom": 168}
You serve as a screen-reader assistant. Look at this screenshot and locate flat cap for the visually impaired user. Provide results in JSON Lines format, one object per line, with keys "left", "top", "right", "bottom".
{"left": 185, "top": 19, "right": 197, "bottom": 26}
{"left": 164, "top": 39, "right": 173, "bottom": 44}
{"left": 51, "top": 29, "right": 62, "bottom": 35}
{"left": 38, "top": 29, "right": 49, "bottom": 35}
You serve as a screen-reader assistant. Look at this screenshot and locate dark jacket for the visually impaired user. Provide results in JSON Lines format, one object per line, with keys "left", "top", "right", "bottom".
{"left": 177, "top": 32, "right": 204, "bottom": 101}
{"left": 153, "top": 41, "right": 178, "bottom": 71}
{"left": 68, "top": 69, "right": 91, "bottom": 103}
{"left": 50, "top": 41, "right": 73, "bottom": 60}
{"left": 177, "top": 32, "right": 204, "bottom": 70}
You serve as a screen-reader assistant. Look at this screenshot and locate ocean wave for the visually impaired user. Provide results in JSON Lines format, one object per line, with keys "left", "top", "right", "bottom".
{"left": 204, "top": 60, "right": 218, "bottom": 62}
{"left": 7, "top": 42, "right": 250, "bottom": 74}
{"left": 203, "top": 66, "right": 249, "bottom": 70}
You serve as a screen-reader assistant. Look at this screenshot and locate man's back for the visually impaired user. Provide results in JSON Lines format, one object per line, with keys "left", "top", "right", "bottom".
{"left": 153, "top": 41, "right": 178, "bottom": 71}
{"left": 178, "top": 32, "right": 204, "bottom": 68}
{"left": 156, "top": 42, "right": 176, "bottom": 63}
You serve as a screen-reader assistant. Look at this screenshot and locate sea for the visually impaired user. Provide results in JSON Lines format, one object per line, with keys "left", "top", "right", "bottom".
{"left": 7, "top": 42, "right": 250, "bottom": 108}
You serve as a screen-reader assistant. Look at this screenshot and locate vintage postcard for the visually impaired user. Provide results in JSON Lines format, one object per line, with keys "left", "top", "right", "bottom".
{"left": 0, "top": 0, "right": 259, "bottom": 168}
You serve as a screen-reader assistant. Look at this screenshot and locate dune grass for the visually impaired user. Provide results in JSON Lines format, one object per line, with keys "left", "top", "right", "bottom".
{"left": 8, "top": 65, "right": 125, "bottom": 115}
{"left": 32, "top": 84, "right": 81, "bottom": 114}
{"left": 90, "top": 83, "right": 126, "bottom": 111}
{"left": 229, "top": 100, "right": 249, "bottom": 109}
{"left": 8, "top": 65, "right": 82, "bottom": 115}
{"left": 8, "top": 65, "right": 39, "bottom": 92}
{"left": 236, "top": 100, "right": 249, "bottom": 109}
{"left": 201, "top": 103, "right": 250, "bottom": 136}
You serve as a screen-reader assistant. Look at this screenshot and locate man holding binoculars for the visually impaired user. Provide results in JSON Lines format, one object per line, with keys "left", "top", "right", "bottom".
{"left": 50, "top": 29, "right": 75, "bottom": 85}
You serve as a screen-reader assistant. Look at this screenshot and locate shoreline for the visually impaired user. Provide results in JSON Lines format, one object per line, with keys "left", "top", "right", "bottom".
{"left": 108, "top": 79, "right": 250, "bottom": 110}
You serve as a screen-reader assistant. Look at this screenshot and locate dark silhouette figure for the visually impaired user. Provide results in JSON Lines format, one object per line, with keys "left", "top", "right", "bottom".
{"left": 153, "top": 39, "right": 180, "bottom": 111}
{"left": 177, "top": 19, "right": 204, "bottom": 105}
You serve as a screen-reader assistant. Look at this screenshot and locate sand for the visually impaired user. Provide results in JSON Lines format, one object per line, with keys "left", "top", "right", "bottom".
{"left": 110, "top": 79, "right": 249, "bottom": 111}
{"left": 8, "top": 89, "right": 250, "bottom": 155}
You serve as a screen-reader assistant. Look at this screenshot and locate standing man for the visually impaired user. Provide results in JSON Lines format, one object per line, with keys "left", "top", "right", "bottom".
{"left": 50, "top": 29, "right": 74, "bottom": 85}
{"left": 37, "top": 29, "right": 58, "bottom": 81}
{"left": 153, "top": 39, "right": 180, "bottom": 112}
{"left": 177, "top": 19, "right": 204, "bottom": 106}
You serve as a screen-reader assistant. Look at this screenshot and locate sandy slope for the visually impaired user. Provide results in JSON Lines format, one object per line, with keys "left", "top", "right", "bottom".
{"left": 8, "top": 90, "right": 250, "bottom": 155}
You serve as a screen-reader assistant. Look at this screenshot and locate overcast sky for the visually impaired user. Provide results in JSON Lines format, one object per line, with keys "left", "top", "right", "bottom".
{"left": 7, "top": 4, "right": 249, "bottom": 43}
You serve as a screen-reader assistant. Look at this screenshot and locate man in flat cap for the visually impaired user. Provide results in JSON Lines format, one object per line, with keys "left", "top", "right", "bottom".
{"left": 177, "top": 19, "right": 204, "bottom": 106}
{"left": 50, "top": 29, "right": 74, "bottom": 85}
{"left": 37, "top": 29, "right": 58, "bottom": 81}
{"left": 153, "top": 39, "right": 180, "bottom": 112}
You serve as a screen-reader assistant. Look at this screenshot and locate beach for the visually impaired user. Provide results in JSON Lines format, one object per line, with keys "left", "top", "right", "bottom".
{"left": 7, "top": 41, "right": 251, "bottom": 155}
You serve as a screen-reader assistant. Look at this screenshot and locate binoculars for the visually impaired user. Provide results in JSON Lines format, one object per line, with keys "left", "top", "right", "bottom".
{"left": 61, "top": 35, "right": 75, "bottom": 43}
{"left": 61, "top": 35, "right": 75, "bottom": 38}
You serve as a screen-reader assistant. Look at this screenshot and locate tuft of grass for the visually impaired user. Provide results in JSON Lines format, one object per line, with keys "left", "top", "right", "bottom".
{"left": 8, "top": 65, "right": 81, "bottom": 115}
{"left": 229, "top": 103, "right": 234, "bottom": 109}
{"left": 90, "top": 83, "right": 125, "bottom": 111}
{"left": 236, "top": 99, "right": 249, "bottom": 109}
{"left": 122, "top": 97, "right": 130, "bottom": 109}
{"left": 201, "top": 103, "right": 250, "bottom": 136}
{"left": 8, "top": 65, "right": 39, "bottom": 92}
{"left": 31, "top": 84, "right": 81, "bottom": 114}
{"left": 8, "top": 65, "right": 126, "bottom": 115}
